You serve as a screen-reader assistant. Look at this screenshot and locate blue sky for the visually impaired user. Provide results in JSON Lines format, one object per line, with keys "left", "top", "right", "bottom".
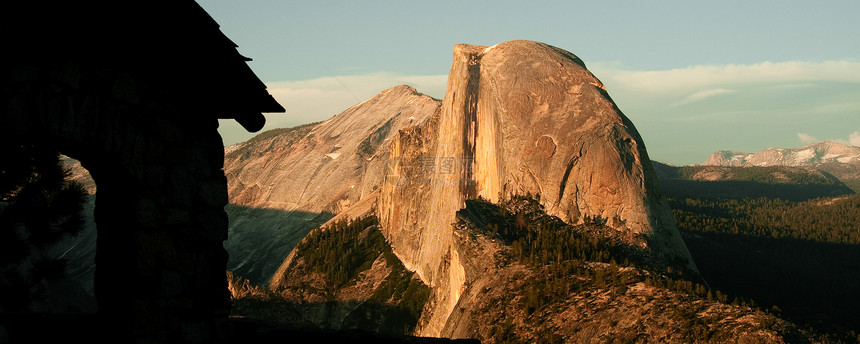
{"left": 200, "top": 0, "right": 860, "bottom": 165}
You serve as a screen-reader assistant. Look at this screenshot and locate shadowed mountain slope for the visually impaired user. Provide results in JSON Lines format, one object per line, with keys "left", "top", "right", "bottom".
{"left": 223, "top": 85, "right": 440, "bottom": 285}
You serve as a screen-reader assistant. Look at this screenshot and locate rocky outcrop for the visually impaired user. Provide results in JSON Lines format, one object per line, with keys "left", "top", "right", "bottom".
{"left": 378, "top": 40, "right": 696, "bottom": 337}
{"left": 224, "top": 85, "right": 440, "bottom": 285}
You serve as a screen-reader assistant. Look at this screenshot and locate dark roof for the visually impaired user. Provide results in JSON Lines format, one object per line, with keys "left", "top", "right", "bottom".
{"left": 4, "top": 1, "right": 284, "bottom": 132}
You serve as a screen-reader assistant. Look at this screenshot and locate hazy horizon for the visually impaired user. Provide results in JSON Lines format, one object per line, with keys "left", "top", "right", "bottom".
{"left": 200, "top": 0, "right": 860, "bottom": 166}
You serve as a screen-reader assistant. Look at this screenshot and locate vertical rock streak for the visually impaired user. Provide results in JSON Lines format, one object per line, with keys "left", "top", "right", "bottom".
{"left": 558, "top": 154, "right": 578, "bottom": 204}
{"left": 412, "top": 44, "right": 485, "bottom": 336}
{"left": 459, "top": 54, "right": 480, "bottom": 199}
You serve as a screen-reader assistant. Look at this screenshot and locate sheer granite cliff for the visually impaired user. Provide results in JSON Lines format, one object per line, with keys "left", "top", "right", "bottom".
{"left": 378, "top": 40, "right": 696, "bottom": 336}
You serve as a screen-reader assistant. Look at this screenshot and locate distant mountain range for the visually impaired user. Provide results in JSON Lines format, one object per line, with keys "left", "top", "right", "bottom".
{"left": 653, "top": 162, "right": 854, "bottom": 201}
{"left": 704, "top": 141, "right": 860, "bottom": 168}
{"left": 697, "top": 141, "right": 860, "bottom": 193}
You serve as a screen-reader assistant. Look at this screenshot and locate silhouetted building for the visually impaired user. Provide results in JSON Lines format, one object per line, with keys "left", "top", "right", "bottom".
{"left": 2, "top": 1, "right": 283, "bottom": 341}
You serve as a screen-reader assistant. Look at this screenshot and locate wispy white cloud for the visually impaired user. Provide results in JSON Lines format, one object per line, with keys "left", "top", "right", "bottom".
{"left": 797, "top": 131, "right": 860, "bottom": 147}
{"left": 851, "top": 131, "right": 860, "bottom": 147}
{"left": 797, "top": 133, "right": 819, "bottom": 144}
{"left": 263, "top": 73, "right": 446, "bottom": 127}
{"left": 589, "top": 60, "right": 860, "bottom": 163}
{"left": 592, "top": 60, "right": 860, "bottom": 94}
{"left": 670, "top": 88, "right": 735, "bottom": 107}
{"left": 266, "top": 73, "right": 446, "bottom": 101}
{"left": 592, "top": 60, "right": 860, "bottom": 124}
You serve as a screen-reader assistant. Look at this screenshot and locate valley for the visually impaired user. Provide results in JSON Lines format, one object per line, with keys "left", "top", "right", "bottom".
{"left": 13, "top": 40, "right": 858, "bottom": 343}
{"left": 655, "top": 160, "right": 860, "bottom": 338}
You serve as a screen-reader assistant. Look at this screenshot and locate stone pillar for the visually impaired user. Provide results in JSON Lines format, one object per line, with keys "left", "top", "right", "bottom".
{"left": 89, "top": 116, "right": 231, "bottom": 342}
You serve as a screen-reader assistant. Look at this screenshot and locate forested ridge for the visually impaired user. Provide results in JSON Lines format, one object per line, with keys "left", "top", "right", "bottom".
{"left": 462, "top": 195, "right": 767, "bottom": 310}
{"left": 293, "top": 216, "right": 385, "bottom": 289}
{"left": 653, "top": 162, "right": 856, "bottom": 201}
{"left": 449, "top": 196, "right": 831, "bottom": 343}
{"left": 670, "top": 165, "right": 844, "bottom": 185}
{"left": 274, "top": 216, "right": 430, "bottom": 335}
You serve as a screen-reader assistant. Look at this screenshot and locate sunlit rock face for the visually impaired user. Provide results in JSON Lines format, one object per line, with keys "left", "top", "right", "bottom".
{"left": 378, "top": 40, "right": 696, "bottom": 336}
{"left": 226, "top": 84, "right": 440, "bottom": 212}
